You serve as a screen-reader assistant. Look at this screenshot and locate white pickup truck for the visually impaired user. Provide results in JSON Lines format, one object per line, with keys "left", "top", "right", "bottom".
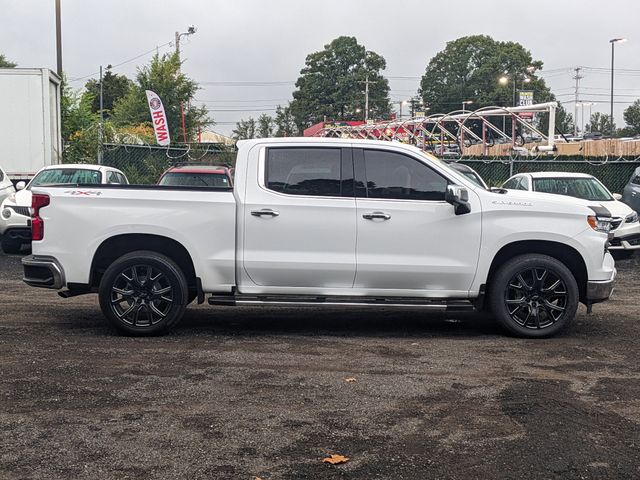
{"left": 22, "top": 138, "right": 616, "bottom": 338}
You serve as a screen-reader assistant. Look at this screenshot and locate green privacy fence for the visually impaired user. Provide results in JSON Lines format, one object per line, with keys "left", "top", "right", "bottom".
{"left": 459, "top": 159, "right": 640, "bottom": 193}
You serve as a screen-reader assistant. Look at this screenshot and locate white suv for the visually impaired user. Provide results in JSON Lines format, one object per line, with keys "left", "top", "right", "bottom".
{"left": 502, "top": 172, "right": 640, "bottom": 258}
{"left": 1, "top": 164, "right": 128, "bottom": 254}
{"left": 0, "top": 166, "right": 16, "bottom": 206}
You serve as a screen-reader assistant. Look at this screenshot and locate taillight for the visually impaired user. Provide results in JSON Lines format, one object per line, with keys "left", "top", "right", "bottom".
{"left": 31, "top": 194, "right": 50, "bottom": 241}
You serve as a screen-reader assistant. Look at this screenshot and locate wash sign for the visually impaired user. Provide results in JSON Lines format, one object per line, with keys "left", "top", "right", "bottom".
{"left": 519, "top": 91, "right": 534, "bottom": 107}
{"left": 145, "top": 90, "right": 171, "bottom": 146}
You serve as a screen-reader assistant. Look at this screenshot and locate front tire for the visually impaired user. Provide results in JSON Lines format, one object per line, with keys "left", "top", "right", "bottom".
{"left": 98, "top": 251, "right": 188, "bottom": 336}
{"left": 489, "top": 254, "right": 579, "bottom": 338}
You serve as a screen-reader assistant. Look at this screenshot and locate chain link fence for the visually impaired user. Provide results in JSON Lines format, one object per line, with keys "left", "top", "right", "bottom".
{"left": 97, "top": 143, "right": 639, "bottom": 193}
{"left": 458, "top": 158, "right": 640, "bottom": 192}
{"left": 100, "top": 143, "right": 236, "bottom": 184}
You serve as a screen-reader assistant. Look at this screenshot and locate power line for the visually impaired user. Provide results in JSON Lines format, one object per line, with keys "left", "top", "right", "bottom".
{"left": 68, "top": 40, "right": 173, "bottom": 83}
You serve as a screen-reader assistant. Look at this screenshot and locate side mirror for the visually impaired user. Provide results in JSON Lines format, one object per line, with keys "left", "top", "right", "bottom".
{"left": 16, "top": 181, "right": 26, "bottom": 191}
{"left": 445, "top": 184, "right": 471, "bottom": 215}
{"left": 613, "top": 193, "right": 622, "bottom": 201}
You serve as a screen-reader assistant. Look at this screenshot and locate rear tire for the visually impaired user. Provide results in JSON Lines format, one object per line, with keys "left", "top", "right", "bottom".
{"left": 1, "top": 236, "right": 22, "bottom": 254}
{"left": 98, "top": 250, "right": 188, "bottom": 336}
{"left": 489, "top": 254, "right": 579, "bottom": 338}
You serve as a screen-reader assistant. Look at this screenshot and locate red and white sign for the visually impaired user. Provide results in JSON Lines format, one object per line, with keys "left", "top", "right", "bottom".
{"left": 145, "top": 90, "right": 171, "bottom": 146}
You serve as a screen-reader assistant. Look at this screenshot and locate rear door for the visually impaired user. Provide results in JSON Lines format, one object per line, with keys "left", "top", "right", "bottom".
{"left": 241, "top": 146, "right": 357, "bottom": 290}
{"left": 353, "top": 147, "right": 482, "bottom": 296}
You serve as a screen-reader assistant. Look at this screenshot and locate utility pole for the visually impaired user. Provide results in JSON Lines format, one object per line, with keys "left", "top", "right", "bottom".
{"left": 364, "top": 75, "right": 369, "bottom": 122}
{"left": 175, "top": 31, "right": 181, "bottom": 61}
{"left": 98, "top": 65, "right": 104, "bottom": 164}
{"left": 55, "top": 0, "right": 62, "bottom": 76}
{"left": 572, "top": 67, "right": 583, "bottom": 136}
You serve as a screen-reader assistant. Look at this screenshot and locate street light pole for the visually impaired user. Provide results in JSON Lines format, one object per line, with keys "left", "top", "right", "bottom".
{"left": 55, "top": 0, "right": 62, "bottom": 76}
{"left": 610, "top": 38, "right": 627, "bottom": 135}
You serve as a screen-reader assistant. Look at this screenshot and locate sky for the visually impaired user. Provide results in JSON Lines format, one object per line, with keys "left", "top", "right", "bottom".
{"left": 2, "top": 0, "right": 640, "bottom": 136}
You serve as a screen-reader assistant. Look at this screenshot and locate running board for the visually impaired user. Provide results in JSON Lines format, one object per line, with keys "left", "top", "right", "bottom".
{"left": 208, "top": 295, "right": 474, "bottom": 311}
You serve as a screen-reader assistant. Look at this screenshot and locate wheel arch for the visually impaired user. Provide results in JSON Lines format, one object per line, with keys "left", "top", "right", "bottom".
{"left": 485, "top": 240, "right": 588, "bottom": 304}
{"left": 90, "top": 234, "right": 197, "bottom": 290}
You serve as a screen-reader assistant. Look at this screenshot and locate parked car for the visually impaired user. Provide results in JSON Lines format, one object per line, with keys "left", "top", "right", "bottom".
{"left": 621, "top": 166, "right": 640, "bottom": 213}
{"left": 502, "top": 172, "right": 640, "bottom": 258}
{"left": 158, "top": 164, "right": 233, "bottom": 187}
{"left": 443, "top": 161, "right": 489, "bottom": 189}
{"left": 22, "top": 138, "right": 615, "bottom": 338}
{"left": 0, "top": 164, "right": 128, "bottom": 254}
{"left": 0, "top": 166, "right": 16, "bottom": 206}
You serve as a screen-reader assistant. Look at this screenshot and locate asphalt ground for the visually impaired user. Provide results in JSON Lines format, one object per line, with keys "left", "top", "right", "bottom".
{"left": 1, "top": 250, "right": 639, "bottom": 479}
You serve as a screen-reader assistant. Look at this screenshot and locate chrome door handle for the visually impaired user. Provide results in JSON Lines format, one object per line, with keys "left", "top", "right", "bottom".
{"left": 362, "top": 211, "right": 391, "bottom": 220}
{"left": 251, "top": 208, "right": 280, "bottom": 217}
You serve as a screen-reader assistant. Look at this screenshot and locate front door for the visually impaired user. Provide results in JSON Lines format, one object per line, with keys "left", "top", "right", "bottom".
{"left": 353, "top": 147, "right": 482, "bottom": 297}
{"left": 242, "top": 146, "right": 356, "bottom": 291}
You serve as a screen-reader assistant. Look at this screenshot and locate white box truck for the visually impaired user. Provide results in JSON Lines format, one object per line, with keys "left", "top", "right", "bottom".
{"left": 0, "top": 68, "right": 62, "bottom": 183}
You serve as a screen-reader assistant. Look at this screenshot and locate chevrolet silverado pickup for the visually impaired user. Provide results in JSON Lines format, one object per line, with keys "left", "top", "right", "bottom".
{"left": 22, "top": 138, "right": 616, "bottom": 338}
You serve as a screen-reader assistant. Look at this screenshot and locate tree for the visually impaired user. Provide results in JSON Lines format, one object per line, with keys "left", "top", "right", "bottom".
{"left": 290, "top": 36, "right": 391, "bottom": 130}
{"left": 419, "top": 35, "right": 555, "bottom": 113}
{"left": 273, "top": 105, "right": 298, "bottom": 137}
{"left": 84, "top": 67, "right": 132, "bottom": 119}
{"left": 232, "top": 117, "right": 257, "bottom": 140}
{"left": 0, "top": 54, "right": 16, "bottom": 68}
{"left": 111, "top": 52, "right": 211, "bottom": 143}
{"left": 585, "top": 112, "right": 616, "bottom": 135}
{"left": 257, "top": 113, "right": 275, "bottom": 138}
{"left": 60, "top": 77, "right": 101, "bottom": 162}
{"left": 622, "top": 99, "right": 640, "bottom": 135}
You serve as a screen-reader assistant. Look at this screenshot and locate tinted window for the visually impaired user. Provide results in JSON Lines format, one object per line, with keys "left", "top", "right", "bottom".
{"left": 266, "top": 148, "right": 341, "bottom": 196}
{"left": 363, "top": 149, "right": 447, "bottom": 200}
{"left": 503, "top": 177, "right": 519, "bottom": 189}
{"left": 116, "top": 173, "right": 128, "bottom": 184}
{"left": 159, "top": 172, "right": 230, "bottom": 187}
{"left": 30, "top": 168, "right": 102, "bottom": 187}
{"left": 0, "top": 169, "right": 3, "bottom": 182}
{"left": 515, "top": 177, "right": 529, "bottom": 191}
{"left": 632, "top": 175, "right": 640, "bottom": 186}
{"left": 533, "top": 177, "right": 613, "bottom": 201}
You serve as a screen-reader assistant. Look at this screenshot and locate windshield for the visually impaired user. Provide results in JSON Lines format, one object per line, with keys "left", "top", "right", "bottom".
{"left": 159, "top": 172, "right": 230, "bottom": 187}
{"left": 413, "top": 151, "right": 479, "bottom": 189}
{"left": 457, "top": 170, "right": 486, "bottom": 189}
{"left": 532, "top": 177, "right": 613, "bottom": 201}
{"left": 29, "top": 168, "right": 102, "bottom": 188}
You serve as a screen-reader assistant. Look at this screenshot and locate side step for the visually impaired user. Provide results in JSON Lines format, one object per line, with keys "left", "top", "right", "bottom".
{"left": 208, "top": 295, "right": 474, "bottom": 311}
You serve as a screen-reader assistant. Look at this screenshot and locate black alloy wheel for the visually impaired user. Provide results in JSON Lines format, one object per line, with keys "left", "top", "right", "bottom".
{"left": 489, "top": 254, "right": 579, "bottom": 338}
{"left": 99, "top": 251, "right": 188, "bottom": 335}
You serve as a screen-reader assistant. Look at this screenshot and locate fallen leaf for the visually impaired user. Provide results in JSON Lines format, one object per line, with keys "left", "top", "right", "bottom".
{"left": 344, "top": 377, "right": 357, "bottom": 383}
{"left": 323, "top": 454, "right": 349, "bottom": 465}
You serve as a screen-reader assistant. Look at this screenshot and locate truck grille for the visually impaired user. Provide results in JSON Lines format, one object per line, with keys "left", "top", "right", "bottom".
{"left": 610, "top": 217, "right": 623, "bottom": 230}
{"left": 8, "top": 206, "right": 30, "bottom": 217}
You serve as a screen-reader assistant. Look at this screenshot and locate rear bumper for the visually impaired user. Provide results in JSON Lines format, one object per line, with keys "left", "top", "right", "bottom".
{"left": 586, "top": 268, "right": 616, "bottom": 303}
{"left": 22, "top": 255, "right": 65, "bottom": 289}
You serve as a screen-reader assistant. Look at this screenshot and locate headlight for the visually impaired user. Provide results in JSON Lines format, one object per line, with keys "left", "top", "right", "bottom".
{"left": 625, "top": 211, "right": 639, "bottom": 224}
{"left": 587, "top": 215, "right": 612, "bottom": 233}
{"left": 1, "top": 208, "right": 10, "bottom": 220}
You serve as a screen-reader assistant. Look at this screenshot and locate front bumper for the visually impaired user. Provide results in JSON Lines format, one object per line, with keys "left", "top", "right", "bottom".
{"left": 22, "top": 255, "right": 65, "bottom": 289}
{"left": 586, "top": 268, "right": 617, "bottom": 303}
{"left": 608, "top": 232, "right": 640, "bottom": 250}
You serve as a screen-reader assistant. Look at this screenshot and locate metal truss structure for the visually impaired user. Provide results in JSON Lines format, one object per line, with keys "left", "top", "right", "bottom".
{"left": 312, "top": 102, "right": 559, "bottom": 156}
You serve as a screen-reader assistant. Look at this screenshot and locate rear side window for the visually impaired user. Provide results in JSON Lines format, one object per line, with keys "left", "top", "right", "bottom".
{"left": 361, "top": 149, "right": 447, "bottom": 201}
{"left": 0, "top": 169, "right": 3, "bottom": 182}
{"left": 266, "top": 148, "right": 342, "bottom": 196}
{"left": 632, "top": 175, "right": 640, "bottom": 186}
{"left": 160, "top": 172, "right": 230, "bottom": 187}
